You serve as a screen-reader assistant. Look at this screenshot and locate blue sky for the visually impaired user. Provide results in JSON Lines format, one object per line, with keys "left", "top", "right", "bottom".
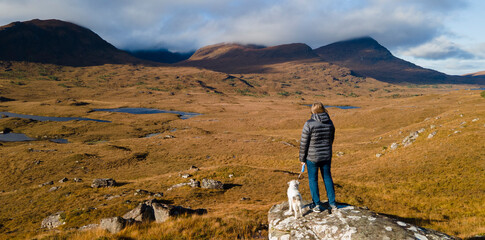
{"left": 0, "top": 0, "right": 484, "bottom": 75}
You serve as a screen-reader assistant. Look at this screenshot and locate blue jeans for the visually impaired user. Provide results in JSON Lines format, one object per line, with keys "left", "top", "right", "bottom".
{"left": 306, "top": 160, "right": 336, "bottom": 207}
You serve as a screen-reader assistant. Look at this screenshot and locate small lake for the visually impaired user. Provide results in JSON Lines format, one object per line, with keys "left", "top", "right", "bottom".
{"left": 0, "top": 133, "right": 69, "bottom": 143}
{"left": 143, "top": 133, "right": 161, "bottom": 138}
{"left": 49, "top": 138, "right": 69, "bottom": 144}
{"left": 0, "top": 112, "right": 110, "bottom": 122}
{"left": 0, "top": 133, "right": 35, "bottom": 142}
{"left": 449, "top": 87, "right": 485, "bottom": 91}
{"left": 303, "top": 105, "right": 360, "bottom": 109}
{"left": 93, "top": 108, "right": 202, "bottom": 119}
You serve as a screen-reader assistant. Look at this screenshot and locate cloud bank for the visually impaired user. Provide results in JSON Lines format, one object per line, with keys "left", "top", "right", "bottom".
{"left": 400, "top": 36, "right": 475, "bottom": 60}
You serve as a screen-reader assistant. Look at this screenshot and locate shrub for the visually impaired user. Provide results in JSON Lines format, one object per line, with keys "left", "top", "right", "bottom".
{"left": 277, "top": 91, "right": 290, "bottom": 97}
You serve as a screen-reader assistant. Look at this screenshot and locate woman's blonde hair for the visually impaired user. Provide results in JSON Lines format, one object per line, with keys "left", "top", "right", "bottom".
{"left": 311, "top": 102, "right": 328, "bottom": 114}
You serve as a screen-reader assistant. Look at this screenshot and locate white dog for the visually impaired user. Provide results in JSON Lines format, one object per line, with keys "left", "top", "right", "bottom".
{"left": 286, "top": 180, "right": 303, "bottom": 218}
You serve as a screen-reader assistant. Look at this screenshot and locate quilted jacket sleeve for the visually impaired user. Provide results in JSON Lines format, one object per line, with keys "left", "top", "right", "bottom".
{"left": 299, "top": 121, "right": 311, "bottom": 162}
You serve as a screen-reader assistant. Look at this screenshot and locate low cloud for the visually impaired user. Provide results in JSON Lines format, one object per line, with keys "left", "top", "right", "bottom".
{"left": 0, "top": 0, "right": 469, "bottom": 52}
{"left": 399, "top": 36, "right": 476, "bottom": 60}
{"left": 401, "top": 56, "right": 485, "bottom": 75}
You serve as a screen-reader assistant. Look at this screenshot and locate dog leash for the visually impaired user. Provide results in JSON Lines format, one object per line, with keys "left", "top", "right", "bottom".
{"left": 298, "top": 163, "right": 305, "bottom": 179}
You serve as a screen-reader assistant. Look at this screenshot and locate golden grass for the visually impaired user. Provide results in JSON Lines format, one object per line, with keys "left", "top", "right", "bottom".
{"left": 0, "top": 61, "right": 483, "bottom": 239}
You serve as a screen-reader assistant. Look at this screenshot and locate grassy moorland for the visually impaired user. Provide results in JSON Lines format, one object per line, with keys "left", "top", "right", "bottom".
{"left": 0, "top": 61, "right": 483, "bottom": 239}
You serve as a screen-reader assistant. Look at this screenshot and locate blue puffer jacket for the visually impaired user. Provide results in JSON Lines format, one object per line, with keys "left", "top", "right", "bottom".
{"left": 299, "top": 112, "right": 335, "bottom": 163}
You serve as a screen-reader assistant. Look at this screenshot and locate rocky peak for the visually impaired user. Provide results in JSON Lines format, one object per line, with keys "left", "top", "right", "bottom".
{"left": 268, "top": 201, "right": 457, "bottom": 240}
{"left": 314, "top": 36, "right": 393, "bottom": 63}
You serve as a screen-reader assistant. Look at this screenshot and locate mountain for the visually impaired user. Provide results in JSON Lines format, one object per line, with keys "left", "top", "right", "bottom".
{"left": 128, "top": 49, "right": 194, "bottom": 64}
{"left": 0, "top": 19, "right": 144, "bottom": 66}
{"left": 179, "top": 43, "right": 319, "bottom": 73}
{"left": 313, "top": 37, "right": 453, "bottom": 84}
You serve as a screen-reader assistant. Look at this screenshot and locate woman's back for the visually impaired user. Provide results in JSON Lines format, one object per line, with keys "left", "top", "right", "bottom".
{"left": 299, "top": 112, "right": 335, "bottom": 163}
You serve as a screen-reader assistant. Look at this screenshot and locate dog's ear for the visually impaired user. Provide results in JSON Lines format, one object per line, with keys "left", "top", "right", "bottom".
{"left": 287, "top": 181, "right": 291, "bottom": 185}
{"left": 296, "top": 180, "right": 299, "bottom": 185}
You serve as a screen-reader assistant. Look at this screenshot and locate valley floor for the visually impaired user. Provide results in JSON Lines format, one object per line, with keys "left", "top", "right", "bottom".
{"left": 0, "top": 62, "right": 484, "bottom": 239}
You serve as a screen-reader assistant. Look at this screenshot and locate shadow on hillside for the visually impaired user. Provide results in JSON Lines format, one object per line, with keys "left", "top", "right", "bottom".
{"left": 115, "top": 181, "right": 130, "bottom": 187}
{"left": 152, "top": 199, "right": 174, "bottom": 205}
{"left": 223, "top": 183, "right": 242, "bottom": 190}
{"left": 272, "top": 169, "right": 299, "bottom": 176}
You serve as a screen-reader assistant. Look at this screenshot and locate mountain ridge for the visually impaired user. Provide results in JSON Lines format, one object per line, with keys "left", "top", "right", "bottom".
{"left": 178, "top": 42, "right": 319, "bottom": 73}
{"left": 0, "top": 19, "right": 483, "bottom": 85}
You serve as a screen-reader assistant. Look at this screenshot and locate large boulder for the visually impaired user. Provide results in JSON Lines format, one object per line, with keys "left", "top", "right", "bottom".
{"left": 96, "top": 199, "right": 208, "bottom": 233}
{"left": 268, "top": 201, "right": 457, "bottom": 240}
{"left": 122, "top": 203, "right": 155, "bottom": 222}
{"left": 91, "top": 178, "right": 116, "bottom": 188}
{"left": 99, "top": 216, "right": 127, "bottom": 233}
{"left": 201, "top": 178, "right": 224, "bottom": 189}
{"left": 150, "top": 200, "right": 207, "bottom": 223}
{"left": 41, "top": 212, "right": 65, "bottom": 229}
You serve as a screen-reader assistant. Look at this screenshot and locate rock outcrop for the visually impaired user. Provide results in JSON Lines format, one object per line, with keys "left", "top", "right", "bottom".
{"left": 168, "top": 178, "right": 200, "bottom": 190}
{"left": 122, "top": 202, "right": 155, "bottom": 222}
{"left": 98, "top": 199, "right": 207, "bottom": 233}
{"left": 268, "top": 201, "right": 457, "bottom": 240}
{"left": 201, "top": 178, "right": 224, "bottom": 189}
{"left": 41, "top": 212, "right": 65, "bottom": 229}
{"left": 91, "top": 178, "right": 116, "bottom": 188}
{"left": 99, "top": 216, "right": 131, "bottom": 234}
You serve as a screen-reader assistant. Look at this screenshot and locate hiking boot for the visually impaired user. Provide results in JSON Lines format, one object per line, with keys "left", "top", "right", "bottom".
{"left": 312, "top": 205, "right": 324, "bottom": 213}
{"left": 329, "top": 205, "right": 339, "bottom": 213}
{"left": 307, "top": 203, "right": 316, "bottom": 209}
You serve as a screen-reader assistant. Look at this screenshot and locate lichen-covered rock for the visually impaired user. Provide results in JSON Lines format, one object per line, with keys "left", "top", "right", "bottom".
{"left": 201, "top": 178, "right": 224, "bottom": 189}
{"left": 122, "top": 203, "right": 155, "bottom": 222}
{"left": 148, "top": 199, "right": 207, "bottom": 223}
{"left": 402, "top": 131, "right": 419, "bottom": 147}
{"left": 99, "top": 216, "right": 126, "bottom": 233}
{"left": 79, "top": 223, "right": 99, "bottom": 231}
{"left": 91, "top": 178, "right": 116, "bottom": 188}
{"left": 41, "top": 212, "right": 65, "bottom": 229}
{"left": 390, "top": 143, "right": 398, "bottom": 150}
{"left": 39, "top": 181, "right": 54, "bottom": 187}
{"left": 268, "top": 201, "right": 457, "bottom": 240}
{"left": 48, "top": 186, "right": 60, "bottom": 192}
{"left": 167, "top": 179, "right": 200, "bottom": 190}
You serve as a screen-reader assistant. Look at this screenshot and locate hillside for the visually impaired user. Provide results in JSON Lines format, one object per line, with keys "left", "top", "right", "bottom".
{"left": 0, "top": 19, "right": 145, "bottom": 66}
{"left": 464, "top": 71, "right": 485, "bottom": 77}
{"left": 179, "top": 43, "right": 320, "bottom": 73}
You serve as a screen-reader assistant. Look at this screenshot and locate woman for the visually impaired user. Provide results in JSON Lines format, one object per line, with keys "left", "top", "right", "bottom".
{"left": 299, "top": 102, "right": 337, "bottom": 212}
